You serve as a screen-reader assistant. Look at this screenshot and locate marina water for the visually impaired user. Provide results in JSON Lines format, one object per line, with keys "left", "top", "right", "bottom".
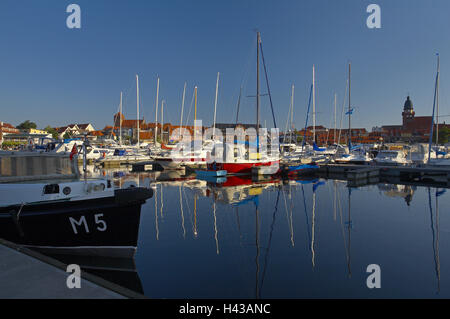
{"left": 55, "top": 167, "right": 450, "bottom": 298}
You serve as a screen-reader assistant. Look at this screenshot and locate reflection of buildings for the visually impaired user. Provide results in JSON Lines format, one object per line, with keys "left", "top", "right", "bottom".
{"left": 378, "top": 184, "right": 416, "bottom": 206}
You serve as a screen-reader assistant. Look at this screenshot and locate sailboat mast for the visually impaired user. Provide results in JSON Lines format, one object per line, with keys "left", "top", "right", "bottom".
{"left": 180, "top": 82, "right": 186, "bottom": 139}
{"left": 213, "top": 72, "right": 220, "bottom": 139}
{"left": 136, "top": 74, "right": 140, "bottom": 147}
{"left": 161, "top": 100, "right": 164, "bottom": 142}
{"left": 334, "top": 93, "right": 337, "bottom": 144}
{"left": 256, "top": 32, "right": 261, "bottom": 131}
{"left": 290, "top": 84, "right": 294, "bottom": 144}
{"left": 428, "top": 54, "right": 440, "bottom": 164}
{"left": 194, "top": 86, "right": 198, "bottom": 139}
{"left": 119, "top": 91, "right": 123, "bottom": 146}
{"left": 155, "top": 77, "right": 160, "bottom": 145}
{"left": 348, "top": 63, "right": 351, "bottom": 145}
{"left": 313, "top": 65, "right": 316, "bottom": 143}
{"left": 436, "top": 55, "right": 440, "bottom": 146}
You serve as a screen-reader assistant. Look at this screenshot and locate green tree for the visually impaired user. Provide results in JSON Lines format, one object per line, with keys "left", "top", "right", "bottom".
{"left": 63, "top": 132, "right": 73, "bottom": 139}
{"left": 17, "top": 120, "right": 37, "bottom": 130}
{"left": 44, "top": 126, "right": 59, "bottom": 139}
{"left": 432, "top": 127, "right": 450, "bottom": 144}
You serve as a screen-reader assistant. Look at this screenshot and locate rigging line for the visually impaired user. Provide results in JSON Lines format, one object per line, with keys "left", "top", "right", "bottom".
{"left": 435, "top": 188, "right": 441, "bottom": 291}
{"left": 337, "top": 185, "right": 350, "bottom": 276}
{"left": 301, "top": 185, "right": 311, "bottom": 245}
{"left": 259, "top": 188, "right": 281, "bottom": 299}
{"left": 428, "top": 188, "right": 440, "bottom": 292}
{"left": 235, "top": 39, "right": 256, "bottom": 124}
{"left": 302, "top": 84, "right": 313, "bottom": 150}
{"left": 259, "top": 40, "right": 277, "bottom": 128}
{"left": 338, "top": 79, "right": 349, "bottom": 145}
{"left": 235, "top": 86, "right": 243, "bottom": 125}
{"left": 289, "top": 184, "right": 295, "bottom": 247}
{"left": 154, "top": 184, "right": 159, "bottom": 241}
{"left": 179, "top": 185, "right": 186, "bottom": 239}
{"left": 325, "top": 96, "right": 334, "bottom": 145}
{"left": 284, "top": 89, "right": 292, "bottom": 141}
{"left": 326, "top": 181, "right": 334, "bottom": 219}
{"left": 282, "top": 186, "right": 290, "bottom": 239}
{"left": 255, "top": 204, "right": 260, "bottom": 299}
{"left": 119, "top": 79, "right": 138, "bottom": 119}
{"left": 184, "top": 88, "right": 196, "bottom": 128}
{"left": 235, "top": 206, "right": 243, "bottom": 242}
{"left": 213, "top": 199, "right": 219, "bottom": 255}
{"left": 182, "top": 186, "right": 195, "bottom": 231}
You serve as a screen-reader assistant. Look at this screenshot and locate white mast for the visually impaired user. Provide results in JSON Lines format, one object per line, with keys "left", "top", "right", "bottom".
{"left": 180, "top": 82, "right": 186, "bottom": 140}
{"left": 155, "top": 77, "right": 160, "bottom": 145}
{"left": 289, "top": 84, "right": 294, "bottom": 144}
{"left": 436, "top": 55, "right": 440, "bottom": 146}
{"left": 213, "top": 72, "right": 220, "bottom": 140}
{"left": 334, "top": 93, "right": 337, "bottom": 144}
{"left": 136, "top": 74, "right": 140, "bottom": 147}
{"left": 161, "top": 100, "right": 165, "bottom": 142}
{"left": 119, "top": 91, "right": 123, "bottom": 146}
{"left": 312, "top": 65, "right": 316, "bottom": 143}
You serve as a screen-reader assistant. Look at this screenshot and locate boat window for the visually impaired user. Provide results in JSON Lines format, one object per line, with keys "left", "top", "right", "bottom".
{"left": 43, "top": 184, "right": 60, "bottom": 194}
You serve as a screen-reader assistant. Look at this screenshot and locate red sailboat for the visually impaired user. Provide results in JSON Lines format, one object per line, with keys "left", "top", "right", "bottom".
{"left": 207, "top": 32, "right": 280, "bottom": 175}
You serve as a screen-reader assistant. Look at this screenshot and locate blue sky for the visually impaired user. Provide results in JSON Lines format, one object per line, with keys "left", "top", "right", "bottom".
{"left": 0, "top": 0, "right": 448, "bottom": 131}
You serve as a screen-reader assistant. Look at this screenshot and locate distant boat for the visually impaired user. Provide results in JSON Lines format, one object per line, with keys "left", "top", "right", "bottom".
{"left": 373, "top": 149, "right": 410, "bottom": 166}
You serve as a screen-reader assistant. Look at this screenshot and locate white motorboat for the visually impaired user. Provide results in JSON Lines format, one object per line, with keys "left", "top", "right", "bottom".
{"left": 374, "top": 149, "right": 411, "bottom": 165}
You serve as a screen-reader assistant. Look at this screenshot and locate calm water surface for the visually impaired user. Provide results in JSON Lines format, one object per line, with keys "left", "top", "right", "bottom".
{"left": 83, "top": 168, "right": 450, "bottom": 298}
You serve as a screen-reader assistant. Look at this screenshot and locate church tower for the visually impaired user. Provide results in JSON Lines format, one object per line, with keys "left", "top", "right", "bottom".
{"left": 402, "top": 96, "right": 415, "bottom": 129}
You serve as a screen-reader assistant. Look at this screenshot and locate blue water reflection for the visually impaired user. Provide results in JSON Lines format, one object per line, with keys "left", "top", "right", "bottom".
{"left": 90, "top": 166, "right": 450, "bottom": 298}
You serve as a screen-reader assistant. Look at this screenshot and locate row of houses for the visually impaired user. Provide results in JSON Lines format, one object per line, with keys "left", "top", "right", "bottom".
{"left": 2, "top": 95, "right": 447, "bottom": 147}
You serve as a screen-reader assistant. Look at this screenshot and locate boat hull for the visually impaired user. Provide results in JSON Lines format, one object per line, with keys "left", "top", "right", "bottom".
{"left": 207, "top": 161, "right": 280, "bottom": 175}
{"left": 0, "top": 187, "right": 152, "bottom": 258}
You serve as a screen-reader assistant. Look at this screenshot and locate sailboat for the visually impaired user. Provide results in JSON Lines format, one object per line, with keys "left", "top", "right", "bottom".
{"left": 427, "top": 54, "right": 450, "bottom": 167}
{"left": 207, "top": 32, "right": 280, "bottom": 175}
{"left": 334, "top": 63, "right": 372, "bottom": 165}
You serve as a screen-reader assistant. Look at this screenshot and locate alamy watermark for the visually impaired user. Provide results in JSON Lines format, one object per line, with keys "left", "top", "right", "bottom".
{"left": 168, "top": 120, "right": 280, "bottom": 169}
{"left": 66, "top": 4, "right": 81, "bottom": 29}
{"left": 66, "top": 264, "right": 81, "bottom": 289}
{"left": 366, "top": 4, "right": 381, "bottom": 29}
{"left": 366, "top": 264, "right": 381, "bottom": 289}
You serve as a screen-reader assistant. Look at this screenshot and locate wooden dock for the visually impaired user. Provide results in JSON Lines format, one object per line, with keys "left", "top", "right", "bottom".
{"left": 131, "top": 161, "right": 164, "bottom": 172}
{"left": 317, "top": 164, "right": 450, "bottom": 188}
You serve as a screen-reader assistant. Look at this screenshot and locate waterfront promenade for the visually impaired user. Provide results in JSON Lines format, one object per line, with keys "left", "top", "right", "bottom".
{"left": 0, "top": 239, "right": 130, "bottom": 299}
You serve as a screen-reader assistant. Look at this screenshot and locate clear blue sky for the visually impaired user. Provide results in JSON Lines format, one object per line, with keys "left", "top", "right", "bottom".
{"left": 0, "top": 0, "right": 449, "bottom": 131}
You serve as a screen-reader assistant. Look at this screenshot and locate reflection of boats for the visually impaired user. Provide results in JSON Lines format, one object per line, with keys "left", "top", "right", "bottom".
{"left": 0, "top": 152, "right": 153, "bottom": 258}
{"left": 377, "top": 184, "right": 416, "bottom": 206}
{"left": 428, "top": 187, "right": 445, "bottom": 293}
{"left": 207, "top": 176, "right": 280, "bottom": 205}
{"left": 196, "top": 169, "right": 227, "bottom": 179}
